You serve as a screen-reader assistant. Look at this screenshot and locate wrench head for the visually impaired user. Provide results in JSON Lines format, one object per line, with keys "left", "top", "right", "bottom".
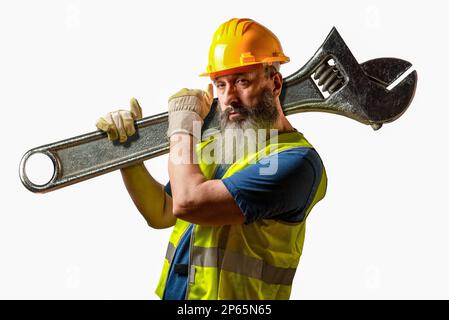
{"left": 319, "top": 29, "right": 418, "bottom": 129}
{"left": 288, "top": 27, "right": 418, "bottom": 130}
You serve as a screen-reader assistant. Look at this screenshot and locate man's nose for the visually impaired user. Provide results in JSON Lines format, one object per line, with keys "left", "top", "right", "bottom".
{"left": 223, "top": 84, "right": 239, "bottom": 107}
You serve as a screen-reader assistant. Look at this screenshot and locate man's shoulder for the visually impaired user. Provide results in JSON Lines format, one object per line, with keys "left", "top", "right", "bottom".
{"left": 277, "top": 130, "right": 323, "bottom": 163}
{"left": 269, "top": 144, "right": 323, "bottom": 168}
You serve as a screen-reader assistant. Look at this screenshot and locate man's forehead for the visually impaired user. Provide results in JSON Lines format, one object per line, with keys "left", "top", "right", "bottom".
{"left": 213, "top": 69, "right": 262, "bottom": 82}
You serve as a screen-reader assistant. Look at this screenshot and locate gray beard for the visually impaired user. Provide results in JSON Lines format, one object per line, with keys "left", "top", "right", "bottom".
{"left": 215, "top": 89, "right": 280, "bottom": 168}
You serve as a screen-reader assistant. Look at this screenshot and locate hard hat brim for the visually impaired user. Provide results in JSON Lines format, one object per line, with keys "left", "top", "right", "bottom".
{"left": 199, "top": 57, "right": 289, "bottom": 79}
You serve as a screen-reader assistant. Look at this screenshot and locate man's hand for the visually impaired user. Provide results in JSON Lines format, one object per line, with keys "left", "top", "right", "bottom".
{"left": 96, "top": 97, "right": 143, "bottom": 143}
{"left": 167, "top": 84, "right": 213, "bottom": 137}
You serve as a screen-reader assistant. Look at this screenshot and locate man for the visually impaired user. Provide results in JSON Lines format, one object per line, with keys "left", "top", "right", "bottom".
{"left": 96, "top": 18, "right": 327, "bottom": 300}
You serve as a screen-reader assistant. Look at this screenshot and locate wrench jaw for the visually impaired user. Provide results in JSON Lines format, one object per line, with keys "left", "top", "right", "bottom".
{"left": 363, "top": 70, "right": 417, "bottom": 127}
{"left": 361, "top": 58, "right": 412, "bottom": 86}
{"left": 360, "top": 58, "right": 418, "bottom": 127}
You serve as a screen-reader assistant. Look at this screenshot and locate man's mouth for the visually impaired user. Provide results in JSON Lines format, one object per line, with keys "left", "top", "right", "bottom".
{"left": 228, "top": 111, "right": 245, "bottom": 120}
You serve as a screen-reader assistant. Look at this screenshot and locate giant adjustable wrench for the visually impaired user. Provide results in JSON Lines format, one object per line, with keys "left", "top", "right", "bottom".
{"left": 20, "top": 28, "right": 417, "bottom": 193}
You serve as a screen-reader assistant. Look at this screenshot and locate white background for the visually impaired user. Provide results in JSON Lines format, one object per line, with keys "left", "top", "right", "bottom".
{"left": 1, "top": 0, "right": 448, "bottom": 299}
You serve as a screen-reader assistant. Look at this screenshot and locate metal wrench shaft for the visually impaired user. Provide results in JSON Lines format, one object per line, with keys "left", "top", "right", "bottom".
{"left": 20, "top": 28, "right": 417, "bottom": 193}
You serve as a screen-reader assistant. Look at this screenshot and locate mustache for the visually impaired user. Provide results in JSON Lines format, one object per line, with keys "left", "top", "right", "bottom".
{"left": 223, "top": 102, "right": 250, "bottom": 118}
{"left": 219, "top": 89, "right": 279, "bottom": 131}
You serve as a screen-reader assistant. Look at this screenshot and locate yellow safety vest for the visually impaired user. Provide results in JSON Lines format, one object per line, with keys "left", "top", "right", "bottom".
{"left": 155, "top": 131, "right": 327, "bottom": 300}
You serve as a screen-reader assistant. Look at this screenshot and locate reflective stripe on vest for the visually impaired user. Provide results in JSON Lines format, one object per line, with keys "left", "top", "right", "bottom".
{"left": 155, "top": 131, "right": 327, "bottom": 300}
{"left": 165, "top": 242, "right": 176, "bottom": 264}
{"left": 190, "top": 246, "right": 296, "bottom": 286}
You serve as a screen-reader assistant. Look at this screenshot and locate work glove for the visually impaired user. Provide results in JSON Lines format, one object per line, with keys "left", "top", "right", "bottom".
{"left": 167, "top": 84, "right": 214, "bottom": 137}
{"left": 96, "top": 97, "right": 143, "bottom": 143}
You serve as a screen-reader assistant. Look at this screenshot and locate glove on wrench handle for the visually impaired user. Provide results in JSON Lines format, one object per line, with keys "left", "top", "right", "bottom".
{"left": 20, "top": 28, "right": 417, "bottom": 193}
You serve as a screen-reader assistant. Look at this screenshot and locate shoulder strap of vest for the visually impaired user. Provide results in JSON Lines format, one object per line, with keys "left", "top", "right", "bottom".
{"left": 196, "top": 131, "right": 313, "bottom": 180}
{"left": 196, "top": 136, "right": 218, "bottom": 180}
{"left": 222, "top": 131, "right": 313, "bottom": 178}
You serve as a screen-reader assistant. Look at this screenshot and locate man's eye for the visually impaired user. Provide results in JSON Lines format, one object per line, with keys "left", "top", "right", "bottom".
{"left": 236, "top": 79, "right": 249, "bottom": 85}
{"left": 215, "top": 83, "right": 225, "bottom": 89}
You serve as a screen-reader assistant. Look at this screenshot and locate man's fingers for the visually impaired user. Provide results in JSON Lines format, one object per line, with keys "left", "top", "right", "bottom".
{"left": 107, "top": 130, "right": 118, "bottom": 141}
{"left": 105, "top": 113, "right": 119, "bottom": 141}
{"left": 121, "top": 111, "right": 136, "bottom": 137}
{"left": 110, "top": 111, "right": 127, "bottom": 143}
{"left": 96, "top": 101, "right": 140, "bottom": 143}
{"left": 96, "top": 115, "right": 119, "bottom": 141}
{"left": 204, "top": 83, "right": 214, "bottom": 106}
{"left": 206, "top": 83, "right": 213, "bottom": 99}
{"left": 130, "top": 97, "right": 143, "bottom": 120}
{"left": 96, "top": 117, "right": 110, "bottom": 132}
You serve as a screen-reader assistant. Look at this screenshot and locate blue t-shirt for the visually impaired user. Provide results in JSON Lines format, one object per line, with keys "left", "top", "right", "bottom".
{"left": 162, "top": 147, "right": 324, "bottom": 300}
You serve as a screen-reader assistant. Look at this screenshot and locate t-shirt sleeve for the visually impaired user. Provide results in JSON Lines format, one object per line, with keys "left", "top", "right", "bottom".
{"left": 221, "top": 148, "right": 323, "bottom": 224}
{"left": 164, "top": 181, "right": 172, "bottom": 197}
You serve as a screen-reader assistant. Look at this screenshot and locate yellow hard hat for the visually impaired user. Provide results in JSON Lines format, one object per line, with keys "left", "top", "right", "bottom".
{"left": 200, "top": 18, "right": 290, "bottom": 79}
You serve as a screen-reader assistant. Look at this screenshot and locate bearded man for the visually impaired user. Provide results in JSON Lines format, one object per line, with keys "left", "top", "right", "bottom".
{"left": 96, "top": 18, "right": 327, "bottom": 300}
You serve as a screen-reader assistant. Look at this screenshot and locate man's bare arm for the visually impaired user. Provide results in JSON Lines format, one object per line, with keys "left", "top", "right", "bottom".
{"left": 121, "top": 163, "right": 176, "bottom": 229}
{"left": 95, "top": 98, "right": 176, "bottom": 229}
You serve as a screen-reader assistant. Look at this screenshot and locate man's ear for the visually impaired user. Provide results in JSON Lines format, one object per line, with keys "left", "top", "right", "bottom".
{"left": 272, "top": 72, "right": 283, "bottom": 97}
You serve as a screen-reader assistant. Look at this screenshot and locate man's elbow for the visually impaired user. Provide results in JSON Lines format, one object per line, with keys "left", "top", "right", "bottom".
{"left": 173, "top": 202, "right": 197, "bottom": 220}
{"left": 138, "top": 208, "right": 175, "bottom": 229}
{"left": 146, "top": 219, "right": 172, "bottom": 230}
{"left": 172, "top": 198, "right": 196, "bottom": 219}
